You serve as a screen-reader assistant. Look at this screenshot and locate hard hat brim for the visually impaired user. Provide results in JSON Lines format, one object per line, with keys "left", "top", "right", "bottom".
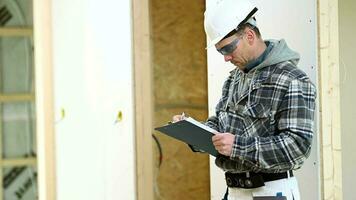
{"left": 206, "top": 35, "right": 225, "bottom": 49}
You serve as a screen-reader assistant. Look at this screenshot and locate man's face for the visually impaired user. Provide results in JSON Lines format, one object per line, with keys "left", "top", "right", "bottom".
{"left": 215, "top": 32, "right": 250, "bottom": 69}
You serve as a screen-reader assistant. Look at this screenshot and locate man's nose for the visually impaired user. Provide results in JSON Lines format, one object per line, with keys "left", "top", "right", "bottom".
{"left": 224, "top": 55, "right": 232, "bottom": 62}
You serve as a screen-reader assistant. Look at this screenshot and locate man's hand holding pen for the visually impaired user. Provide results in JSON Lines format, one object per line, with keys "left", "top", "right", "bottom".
{"left": 172, "top": 112, "right": 186, "bottom": 123}
{"left": 171, "top": 112, "right": 235, "bottom": 156}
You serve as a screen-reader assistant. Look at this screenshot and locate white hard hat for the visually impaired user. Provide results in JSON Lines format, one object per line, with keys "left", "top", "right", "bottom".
{"left": 204, "top": 0, "right": 258, "bottom": 48}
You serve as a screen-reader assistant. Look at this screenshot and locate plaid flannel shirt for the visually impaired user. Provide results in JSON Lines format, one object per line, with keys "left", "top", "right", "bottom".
{"left": 206, "top": 61, "right": 316, "bottom": 173}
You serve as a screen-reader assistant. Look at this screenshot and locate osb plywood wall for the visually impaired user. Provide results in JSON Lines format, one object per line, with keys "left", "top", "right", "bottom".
{"left": 151, "top": 0, "right": 210, "bottom": 199}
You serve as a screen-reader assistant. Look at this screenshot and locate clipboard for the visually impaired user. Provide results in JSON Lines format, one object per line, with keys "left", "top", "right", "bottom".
{"left": 154, "top": 117, "right": 218, "bottom": 157}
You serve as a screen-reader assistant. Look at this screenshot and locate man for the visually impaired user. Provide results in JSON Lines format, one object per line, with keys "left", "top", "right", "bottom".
{"left": 173, "top": 0, "right": 316, "bottom": 199}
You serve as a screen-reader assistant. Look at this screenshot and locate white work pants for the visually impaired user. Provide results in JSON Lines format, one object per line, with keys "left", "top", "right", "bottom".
{"left": 228, "top": 177, "right": 300, "bottom": 200}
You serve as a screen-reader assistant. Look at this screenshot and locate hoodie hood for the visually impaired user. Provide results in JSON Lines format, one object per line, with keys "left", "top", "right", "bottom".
{"left": 251, "top": 39, "right": 300, "bottom": 73}
{"left": 226, "top": 39, "right": 300, "bottom": 108}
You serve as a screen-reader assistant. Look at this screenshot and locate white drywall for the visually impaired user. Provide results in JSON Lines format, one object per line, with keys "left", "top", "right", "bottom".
{"left": 52, "top": 0, "right": 135, "bottom": 199}
{"left": 339, "top": 1, "right": 356, "bottom": 200}
{"left": 206, "top": 0, "right": 319, "bottom": 199}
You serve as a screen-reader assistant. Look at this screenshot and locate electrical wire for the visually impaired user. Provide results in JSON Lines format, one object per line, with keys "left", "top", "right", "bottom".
{"left": 152, "top": 133, "right": 163, "bottom": 199}
{"left": 152, "top": 134, "right": 163, "bottom": 168}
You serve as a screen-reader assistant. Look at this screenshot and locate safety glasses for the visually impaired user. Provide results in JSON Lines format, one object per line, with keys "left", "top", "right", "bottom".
{"left": 216, "top": 38, "right": 240, "bottom": 55}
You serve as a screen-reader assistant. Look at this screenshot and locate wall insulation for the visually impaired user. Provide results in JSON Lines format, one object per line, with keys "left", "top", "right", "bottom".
{"left": 0, "top": 0, "right": 37, "bottom": 199}
{"left": 151, "top": 0, "right": 210, "bottom": 199}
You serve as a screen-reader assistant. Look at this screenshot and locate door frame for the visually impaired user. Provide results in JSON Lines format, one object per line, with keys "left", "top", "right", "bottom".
{"left": 33, "top": 0, "right": 57, "bottom": 199}
{"left": 132, "top": 0, "right": 154, "bottom": 199}
{"left": 317, "top": 0, "right": 343, "bottom": 199}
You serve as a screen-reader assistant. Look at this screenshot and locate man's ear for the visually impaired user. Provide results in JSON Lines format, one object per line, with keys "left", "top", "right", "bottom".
{"left": 246, "top": 29, "right": 255, "bottom": 45}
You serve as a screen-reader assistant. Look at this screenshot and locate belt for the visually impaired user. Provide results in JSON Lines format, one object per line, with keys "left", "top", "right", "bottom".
{"left": 225, "top": 171, "right": 294, "bottom": 189}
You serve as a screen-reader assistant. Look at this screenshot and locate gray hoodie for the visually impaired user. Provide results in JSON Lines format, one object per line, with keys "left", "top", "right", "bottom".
{"left": 230, "top": 39, "right": 301, "bottom": 107}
